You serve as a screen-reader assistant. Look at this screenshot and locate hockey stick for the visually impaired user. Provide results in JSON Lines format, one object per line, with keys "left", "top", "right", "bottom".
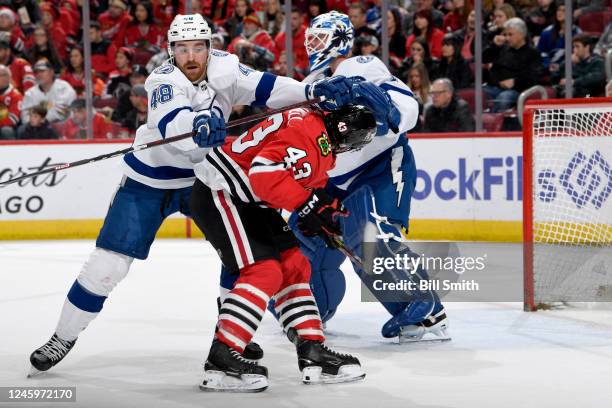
{"left": 0, "top": 97, "right": 324, "bottom": 186}
{"left": 332, "top": 237, "right": 364, "bottom": 267}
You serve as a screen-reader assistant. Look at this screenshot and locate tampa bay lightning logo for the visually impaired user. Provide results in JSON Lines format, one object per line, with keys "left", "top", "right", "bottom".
{"left": 210, "top": 49, "right": 228, "bottom": 57}
{"left": 154, "top": 65, "right": 174, "bottom": 74}
{"left": 357, "top": 56, "right": 374, "bottom": 63}
{"left": 239, "top": 63, "right": 253, "bottom": 76}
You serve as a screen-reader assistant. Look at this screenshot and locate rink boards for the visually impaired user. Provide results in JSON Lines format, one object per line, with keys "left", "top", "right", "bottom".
{"left": 0, "top": 134, "right": 523, "bottom": 241}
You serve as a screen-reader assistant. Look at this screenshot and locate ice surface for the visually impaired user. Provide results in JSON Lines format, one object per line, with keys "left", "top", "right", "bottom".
{"left": 1, "top": 240, "right": 612, "bottom": 408}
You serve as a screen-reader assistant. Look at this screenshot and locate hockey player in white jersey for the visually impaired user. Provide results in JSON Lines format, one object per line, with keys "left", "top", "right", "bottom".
{"left": 28, "top": 13, "right": 358, "bottom": 375}
{"left": 218, "top": 11, "right": 450, "bottom": 343}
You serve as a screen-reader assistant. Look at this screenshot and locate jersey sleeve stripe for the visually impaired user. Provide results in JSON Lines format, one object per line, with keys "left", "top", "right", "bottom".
{"left": 157, "top": 106, "right": 193, "bottom": 138}
{"left": 252, "top": 72, "right": 277, "bottom": 107}
{"left": 380, "top": 82, "right": 414, "bottom": 98}
{"left": 123, "top": 152, "right": 195, "bottom": 180}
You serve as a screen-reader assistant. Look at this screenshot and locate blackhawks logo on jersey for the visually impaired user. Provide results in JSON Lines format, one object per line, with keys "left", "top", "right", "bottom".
{"left": 317, "top": 133, "right": 331, "bottom": 156}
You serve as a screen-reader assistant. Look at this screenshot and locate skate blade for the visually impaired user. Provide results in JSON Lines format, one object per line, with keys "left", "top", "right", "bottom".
{"left": 27, "top": 366, "right": 44, "bottom": 378}
{"left": 302, "top": 365, "right": 366, "bottom": 385}
{"left": 399, "top": 326, "right": 451, "bottom": 344}
{"left": 199, "top": 370, "right": 268, "bottom": 393}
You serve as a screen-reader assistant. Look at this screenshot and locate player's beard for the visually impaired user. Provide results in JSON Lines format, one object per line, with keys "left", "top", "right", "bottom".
{"left": 180, "top": 61, "right": 207, "bottom": 83}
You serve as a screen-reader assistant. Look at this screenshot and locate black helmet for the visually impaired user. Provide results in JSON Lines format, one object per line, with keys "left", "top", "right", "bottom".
{"left": 322, "top": 105, "right": 377, "bottom": 154}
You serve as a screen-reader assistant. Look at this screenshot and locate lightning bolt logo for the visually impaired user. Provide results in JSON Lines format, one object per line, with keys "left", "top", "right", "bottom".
{"left": 391, "top": 148, "right": 404, "bottom": 208}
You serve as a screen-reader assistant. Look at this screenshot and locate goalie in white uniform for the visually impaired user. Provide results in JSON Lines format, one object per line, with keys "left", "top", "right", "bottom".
{"left": 28, "top": 13, "right": 357, "bottom": 376}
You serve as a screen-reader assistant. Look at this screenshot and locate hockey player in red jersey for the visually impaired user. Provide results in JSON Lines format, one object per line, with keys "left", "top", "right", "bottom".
{"left": 190, "top": 105, "right": 377, "bottom": 392}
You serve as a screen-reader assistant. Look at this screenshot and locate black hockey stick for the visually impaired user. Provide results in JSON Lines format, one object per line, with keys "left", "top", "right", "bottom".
{"left": 0, "top": 97, "right": 324, "bottom": 187}
{"left": 332, "top": 237, "right": 364, "bottom": 267}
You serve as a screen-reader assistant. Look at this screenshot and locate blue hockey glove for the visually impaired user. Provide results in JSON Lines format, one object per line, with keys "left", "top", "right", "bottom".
{"left": 192, "top": 110, "right": 226, "bottom": 148}
{"left": 350, "top": 81, "right": 400, "bottom": 135}
{"left": 308, "top": 76, "right": 353, "bottom": 110}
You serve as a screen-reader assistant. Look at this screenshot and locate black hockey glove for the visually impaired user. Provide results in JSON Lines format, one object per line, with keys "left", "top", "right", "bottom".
{"left": 296, "top": 189, "right": 349, "bottom": 248}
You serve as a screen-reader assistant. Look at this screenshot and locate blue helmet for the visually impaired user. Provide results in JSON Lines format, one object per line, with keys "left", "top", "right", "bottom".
{"left": 305, "top": 11, "right": 354, "bottom": 73}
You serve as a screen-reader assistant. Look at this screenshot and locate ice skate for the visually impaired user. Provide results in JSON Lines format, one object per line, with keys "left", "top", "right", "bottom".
{"left": 296, "top": 338, "right": 365, "bottom": 385}
{"left": 28, "top": 333, "right": 76, "bottom": 377}
{"left": 200, "top": 340, "right": 268, "bottom": 393}
{"left": 399, "top": 308, "right": 451, "bottom": 344}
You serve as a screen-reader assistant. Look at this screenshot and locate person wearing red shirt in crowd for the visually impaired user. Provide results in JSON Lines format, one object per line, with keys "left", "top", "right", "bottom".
{"left": 90, "top": 21, "right": 118, "bottom": 77}
{"left": 99, "top": 0, "right": 132, "bottom": 46}
{"left": 228, "top": 13, "right": 277, "bottom": 71}
{"left": 105, "top": 47, "right": 133, "bottom": 98}
{"left": 274, "top": 7, "right": 308, "bottom": 73}
{"left": 273, "top": 51, "right": 305, "bottom": 81}
{"left": 0, "top": 64, "right": 22, "bottom": 140}
{"left": 59, "top": 0, "right": 80, "bottom": 38}
{"left": 60, "top": 47, "right": 106, "bottom": 97}
{"left": 152, "top": 0, "right": 178, "bottom": 31}
{"left": 0, "top": 8, "right": 26, "bottom": 55}
{"left": 443, "top": 0, "right": 472, "bottom": 33}
{"left": 0, "top": 38, "right": 35, "bottom": 94}
{"left": 124, "top": 1, "right": 164, "bottom": 51}
{"left": 38, "top": 2, "right": 68, "bottom": 60}
{"left": 61, "top": 99, "right": 114, "bottom": 140}
{"left": 326, "top": 0, "right": 348, "bottom": 14}
{"left": 406, "top": 9, "right": 445, "bottom": 59}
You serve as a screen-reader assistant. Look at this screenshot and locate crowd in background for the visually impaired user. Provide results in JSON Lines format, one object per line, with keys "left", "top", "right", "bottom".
{"left": 0, "top": 0, "right": 610, "bottom": 139}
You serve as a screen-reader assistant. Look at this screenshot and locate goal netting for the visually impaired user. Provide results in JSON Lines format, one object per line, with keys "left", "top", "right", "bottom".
{"left": 523, "top": 98, "right": 612, "bottom": 310}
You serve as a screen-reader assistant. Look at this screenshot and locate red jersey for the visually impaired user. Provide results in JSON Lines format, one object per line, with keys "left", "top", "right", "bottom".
{"left": 8, "top": 56, "right": 35, "bottom": 94}
{"left": 124, "top": 24, "right": 164, "bottom": 49}
{"left": 0, "top": 85, "right": 22, "bottom": 127}
{"left": 98, "top": 10, "right": 132, "bottom": 46}
{"left": 61, "top": 112, "right": 114, "bottom": 140}
{"left": 274, "top": 26, "right": 309, "bottom": 71}
{"left": 204, "top": 108, "right": 334, "bottom": 211}
{"left": 228, "top": 30, "right": 277, "bottom": 58}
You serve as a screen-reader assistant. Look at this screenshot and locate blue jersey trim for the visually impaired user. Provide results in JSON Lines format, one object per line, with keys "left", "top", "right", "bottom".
{"left": 124, "top": 152, "right": 195, "bottom": 180}
{"left": 158, "top": 106, "right": 193, "bottom": 138}
{"left": 253, "top": 72, "right": 277, "bottom": 107}
{"left": 380, "top": 83, "right": 414, "bottom": 98}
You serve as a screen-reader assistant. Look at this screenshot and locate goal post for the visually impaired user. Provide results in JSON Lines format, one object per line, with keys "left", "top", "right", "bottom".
{"left": 523, "top": 97, "right": 612, "bottom": 311}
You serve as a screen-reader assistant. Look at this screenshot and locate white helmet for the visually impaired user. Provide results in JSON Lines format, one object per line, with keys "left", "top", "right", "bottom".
{"left": 167, "top": 14, "right": 212, "bottom": 59}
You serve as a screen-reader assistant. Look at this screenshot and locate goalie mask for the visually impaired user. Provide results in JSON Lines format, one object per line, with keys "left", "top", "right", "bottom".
{"left": 305, "top": 11, "right": 354, "bottom": 73}
{"left": 323, "top": 105, "right": 377, "bottom": 154}
{"left": 167, "top": 14, "right": 212, "bottom": 60}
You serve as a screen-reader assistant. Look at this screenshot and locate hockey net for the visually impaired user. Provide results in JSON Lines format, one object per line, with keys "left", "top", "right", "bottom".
{"left": 523, "top": 98, "right": 612, "bottom": 311}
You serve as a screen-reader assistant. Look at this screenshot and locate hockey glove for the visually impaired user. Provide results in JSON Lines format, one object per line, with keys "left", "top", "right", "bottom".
{"left": 308, "top": 76, "right": 353, "bottom": 111}
{"left": 192, "top": 110, "right": 226, "bottom": 148}
{"left": 295, "top": 189, "right": 349, "bottom": 248}
{"left": 350, "top": 81, "right": 401, "bottom": 135}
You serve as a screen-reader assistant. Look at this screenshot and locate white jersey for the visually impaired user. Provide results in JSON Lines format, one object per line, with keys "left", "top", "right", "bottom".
{"left": 303, "top": 55, "right": 418, "bottom": 189}
{"left": 122, "top": 50, "right": 309, "bottom": 189}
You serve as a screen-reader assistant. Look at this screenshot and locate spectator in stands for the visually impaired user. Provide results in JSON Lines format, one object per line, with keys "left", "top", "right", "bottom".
{"left": 485, "top": 4, "right": 516, "bottom": 49}
{"left": 415, "top": 0, "right": 444, "bottom": 29}
{"left": 401, "top": 37, "right": 435, "bottom": 80}
{"left": 483, "top": 18, "right": 542, "bottom": 112}
{"left": 537, "top": 2, "right": 581, "bottom": 70}
{"left": 263, "top": 0, "right": 284, "bottom": 38}
{"left": 59, "top": 0, "right": 80, "bottom": 39}
{"left": 228, "top": 13, "right": 276, "bottom": 71}
{"left": 112, "top": 64, "right": 147, "bottom": 123}
{"left": 38, "top": 2, "right": 67, "bottom": 60}
{"left": 152, "top": 0, "right": 176, "bottom": 31}
{"left": 272, "top": 51, "right": 305, "bottom": 81}
{"left": 21, "top": 59, "right": 76, "bottom": 124}
{"left": 0, "top": 7, "right": 25, "bottom": 54}
{"left": 0, "top": 64, "right": 22, "bottom": 140}
{"left": 10, "top": 0, "right": 41, "bottom": 35}
{"left": 423, "top": 78, "right": 475, "bottom": 133}
{"left": 387, "top": 6, "right": 407, "bottom": 75}
{"left": 452, "top": 9, "right": 477, "bottom": 60}
{"left": 0, "top": 38, "right": 35, "bottom": 94}
{"left": 119, "top": 84, "right": 148, "bottom": 135}
{"left": 406, "top": 9, "right": 445, "bottom": 59}
{"left": 16, "top": 103, "right": 59, "bottom": 139}
{"left": 61, "top": 98, "right": 113, "bottom": 140}
{"left": 274, "top": 7, "right": 308, "bottom": 73}
{"left": 432, "top": 35, "right": 471, "bottom": 89}
{"left": 407, "top": 62, "right": 432, "bottom": 107}
{"left": 106, "top": 47, "right": 133, "bottom": 98}
{"left": 348, "top": 3, "right": 377, "bottom": 40}
{"left": 212, "top": 33, "right": 226, "bottom": 50}
{"left": 25, "top": 26, "right": 64, "bottom": 74}
{"left": 553, "top": 34, "right": 606, "bottom": 98}
{"left": 90, "top": 21, "right": 119, "bottom": 77}
{"left": 124, "top": 1, "right": 163, "bottom": 51}
{"left": 307, "top": 0, "right": 328, "bottom": 23}
{"left": 99, "top": 0, "right": 132, "bottom": 46}
{"left": 354, "top": 34, "right": 380, "bottom": 57}
{"left": 60, "top": 47, "right": 106, "bottom": 97}
{"left": 525, "top": 0, "right": 557, "bottom": 39}
{"left": 443, "top": 0, "right": 472, "bottom": 33}
{"left": 224, "top": 0, "right": 252, "bottom": 41}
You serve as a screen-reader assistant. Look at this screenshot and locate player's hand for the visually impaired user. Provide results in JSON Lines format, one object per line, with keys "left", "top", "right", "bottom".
{"left": 309, "top": 76, "right": 353, "bottom": 110}
{"left": 192, "top": 110, "right": 226, "bottom": 148}
{"left": 350, "top": 81, "right": 401, "bottom": 135}
{"left": 295, "top": 189, "right": 349, "bottom": 248}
